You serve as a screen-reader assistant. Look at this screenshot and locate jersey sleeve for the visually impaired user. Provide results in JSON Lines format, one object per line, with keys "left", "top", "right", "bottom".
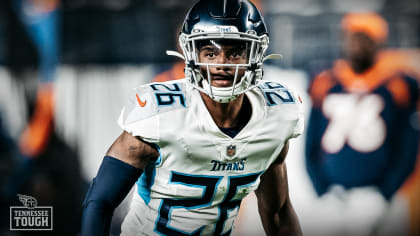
{"left": 258, "top": 80, "right": 305, "bottom": 140}
{"left": 379, "top": 75, "right": 420, "bottom": 200}
{"left": 289, "top": 89, "right": 305, "bottom": 139}
{"left": 118, "top": 85, "right": 160, "bottom": 143}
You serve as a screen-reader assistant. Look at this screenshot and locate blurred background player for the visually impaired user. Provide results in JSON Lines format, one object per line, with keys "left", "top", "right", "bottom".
{"left": 3, "top": 0, "right": 60, "bottom": 196}
{"left": 15, "top": 0, "right": 59, "bottom": 158}
{"left": 306, "top": 12, "right": 420, "bottom": 236}
{"left": 0, "top": 0, "right": 86, "bottom": 235}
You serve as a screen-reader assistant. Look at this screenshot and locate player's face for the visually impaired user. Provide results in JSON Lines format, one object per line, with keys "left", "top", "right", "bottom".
{"left": 344, "top": 32, "right": 377, "bottom": 67}
{"left": 197, "top": 39, "right": 249, "bottom": 88}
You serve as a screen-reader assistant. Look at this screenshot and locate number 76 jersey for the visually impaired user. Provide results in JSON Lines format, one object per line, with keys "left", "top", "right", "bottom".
{"left": 118, "top": 79, "right": 304, "bottom": 235}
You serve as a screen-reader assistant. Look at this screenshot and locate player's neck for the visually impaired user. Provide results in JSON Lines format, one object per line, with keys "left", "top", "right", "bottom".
{"left": 348, "top": 52, "right": 378, "bottom": 74}
{"left": 200, "top": 92, "right": 251, "bottom": 128}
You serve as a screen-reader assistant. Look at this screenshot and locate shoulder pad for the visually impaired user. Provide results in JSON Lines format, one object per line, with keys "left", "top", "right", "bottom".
{"left": 118, "top": 80, "right": 189, "bottom": 140}
{"left": 258, "top": 81, "right": 302, "bottom": 107}
{"left": 258, "top": 80, "right": 304, "bottom": 138}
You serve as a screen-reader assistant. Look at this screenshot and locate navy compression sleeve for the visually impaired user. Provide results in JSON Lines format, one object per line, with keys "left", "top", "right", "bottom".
{"left": 81, "top": 156, "right": 143, "bottom": 236}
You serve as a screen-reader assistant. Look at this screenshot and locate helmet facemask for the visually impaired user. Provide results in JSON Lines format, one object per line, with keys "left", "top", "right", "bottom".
{"left": 179, "top": 31, "right": 269, "bottom": 103}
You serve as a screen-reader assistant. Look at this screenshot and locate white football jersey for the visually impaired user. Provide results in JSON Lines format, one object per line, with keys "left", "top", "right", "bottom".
{"left": 118, "top": 79, "right": 304, "bottom": 236}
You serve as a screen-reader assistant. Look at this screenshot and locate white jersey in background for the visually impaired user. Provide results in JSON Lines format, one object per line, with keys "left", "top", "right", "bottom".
{"left": 118, "top": 79, "right": 304, "bottom": 236}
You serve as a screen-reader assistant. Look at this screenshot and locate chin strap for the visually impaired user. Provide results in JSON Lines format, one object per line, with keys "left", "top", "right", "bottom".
{"left": 202, "top": 79, "right": 239, "bottom": 103}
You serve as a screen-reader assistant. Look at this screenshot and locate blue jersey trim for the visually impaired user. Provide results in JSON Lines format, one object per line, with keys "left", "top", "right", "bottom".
{"left": 136, "top": 165, "right": 156, "bottom": 205}
{"left": 136, "top": 144, "right": 161, "bottom": 204}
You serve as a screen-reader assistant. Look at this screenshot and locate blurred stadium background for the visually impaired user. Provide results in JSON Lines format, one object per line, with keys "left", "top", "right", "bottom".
{"left": 0, "top": 0, "right": 419, "bottom": 235}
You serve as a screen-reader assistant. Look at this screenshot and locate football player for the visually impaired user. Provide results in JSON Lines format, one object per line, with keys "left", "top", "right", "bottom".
{"left": 81, "top": 0, "right": 304, "bottom": 235}
{"left": 306, "top": 12, "right": 419, "bottom": 235}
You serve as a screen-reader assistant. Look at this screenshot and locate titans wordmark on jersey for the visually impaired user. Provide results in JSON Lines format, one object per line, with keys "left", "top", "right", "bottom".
{"left": 118, "top": 79, "right": 304, "bottom": 236}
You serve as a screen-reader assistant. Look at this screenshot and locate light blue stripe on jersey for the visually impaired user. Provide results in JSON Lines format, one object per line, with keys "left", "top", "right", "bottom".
{"left": 136, "top": 164, "right": 156, "bottom": 204}
{"left": 136, "top": 144, "right": 162, "bottom": 204}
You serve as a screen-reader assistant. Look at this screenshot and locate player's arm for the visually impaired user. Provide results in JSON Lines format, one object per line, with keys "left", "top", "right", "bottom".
{"left": 255, "top": 141, "right": 302, "bottom": 236}
{"left": 379, "top": 76, "right": 419, "bottom": 200}
{"left": 305, "top": 107, "right": 331, "bottom": 196}
{"left": 81, "top": 131, "right": 159, "bottom": 236}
